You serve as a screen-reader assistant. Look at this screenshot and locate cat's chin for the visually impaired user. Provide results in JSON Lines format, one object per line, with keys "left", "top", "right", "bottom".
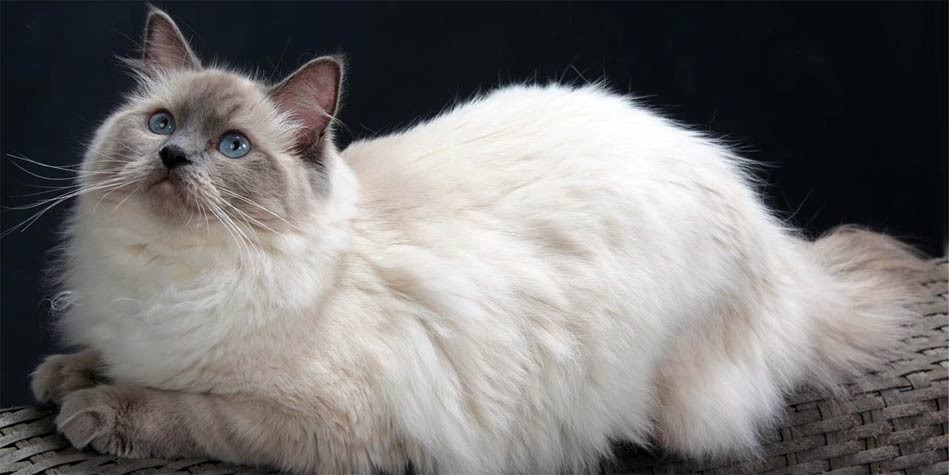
{"left": 145, "top": 173, "right": 196, "bottom": 220}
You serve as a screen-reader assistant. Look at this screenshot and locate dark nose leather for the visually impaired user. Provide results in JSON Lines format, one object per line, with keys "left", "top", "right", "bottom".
{"left": 159, "top": 145, "right": 192, "bottom": 170}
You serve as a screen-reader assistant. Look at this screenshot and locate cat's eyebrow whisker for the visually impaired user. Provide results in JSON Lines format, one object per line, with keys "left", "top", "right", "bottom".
{"left": 266, "top": 37, "right": 292, "bottom": 85}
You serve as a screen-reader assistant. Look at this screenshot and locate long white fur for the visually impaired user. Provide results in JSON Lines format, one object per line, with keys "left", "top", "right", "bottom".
{"left": 59, "top": 82, "right": 920, "bottom": 472}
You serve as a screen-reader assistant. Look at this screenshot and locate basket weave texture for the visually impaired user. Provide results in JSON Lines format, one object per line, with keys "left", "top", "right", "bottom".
{"left": 1, "top": 259, "right": 946, "bottom": 475}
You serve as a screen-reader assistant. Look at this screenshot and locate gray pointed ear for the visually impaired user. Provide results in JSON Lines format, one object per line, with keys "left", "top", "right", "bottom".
{"left": 143, "top": 7, "right": 201, "bottom": 71}
{"left": 270, "top": 56, "right": 344, "bottom": 152}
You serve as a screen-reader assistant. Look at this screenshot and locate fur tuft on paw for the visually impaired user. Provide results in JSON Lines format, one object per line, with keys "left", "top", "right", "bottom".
{"left": 31, "top": 351, "right": 104, "bottom": 405}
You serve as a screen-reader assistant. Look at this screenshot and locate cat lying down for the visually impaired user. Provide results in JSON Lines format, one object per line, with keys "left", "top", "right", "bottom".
{"left": 31, "top": 7, "right": 927, "bottom": 474}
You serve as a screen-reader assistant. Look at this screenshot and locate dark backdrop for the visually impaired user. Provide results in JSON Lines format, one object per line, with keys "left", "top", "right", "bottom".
{"left": 2, "top": 2, "right": 946, "bottom": 406}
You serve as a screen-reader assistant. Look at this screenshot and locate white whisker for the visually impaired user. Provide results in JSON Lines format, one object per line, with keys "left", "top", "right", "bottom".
{"left": 109, "top": 181, "right": 144, "bottom": 214}
{"left": 218, "top": 188, "right": 297, "bottom": 231}
{"left": 1, "top": 177, "right": 136, "bottom": 237}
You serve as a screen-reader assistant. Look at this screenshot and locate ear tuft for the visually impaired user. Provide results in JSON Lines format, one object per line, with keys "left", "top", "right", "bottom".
{"left": 270, "top": 56, "right": 344, "bottom": 153}
{"left": 143, "top": 7, "right": 201, "bottom": 72}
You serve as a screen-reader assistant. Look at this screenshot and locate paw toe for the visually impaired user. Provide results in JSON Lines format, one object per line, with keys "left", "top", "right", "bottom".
{"left": 56, "top": 388, "right": 117, "bottom": 450}
{"left": 31, "top": 356, "right": 65, "bottom": 404}
{"left": 31, "top": 353, "right": 101, "bottom": 404}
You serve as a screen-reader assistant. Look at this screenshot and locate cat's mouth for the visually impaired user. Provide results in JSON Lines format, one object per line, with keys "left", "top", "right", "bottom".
{"left": 144, "top": 172, "right": 196, "bottom": 217}
{"left": 150, "top": 176, "right": 174, "bottom": 192}
{"left": 147, "top": 173, "right": 182, "bottom": 196}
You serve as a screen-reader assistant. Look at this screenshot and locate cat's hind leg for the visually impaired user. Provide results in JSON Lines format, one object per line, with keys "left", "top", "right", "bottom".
{"left": 653, "top": 298, "right": 806, "bottom": 459}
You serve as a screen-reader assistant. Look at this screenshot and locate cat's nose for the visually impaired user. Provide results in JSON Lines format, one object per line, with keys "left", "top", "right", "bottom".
{"left": 159, "top": 145, "right": 192, "bottom": 170}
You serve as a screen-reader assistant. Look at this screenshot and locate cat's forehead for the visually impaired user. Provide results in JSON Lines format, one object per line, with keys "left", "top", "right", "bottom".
{"left": 148, "top": 70, "right": 274, "bottom": 126}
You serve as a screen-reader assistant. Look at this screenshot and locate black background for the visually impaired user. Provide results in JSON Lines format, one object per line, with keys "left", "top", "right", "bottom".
{"left": 1, "top": 2, "right": 946, "bottom": 406}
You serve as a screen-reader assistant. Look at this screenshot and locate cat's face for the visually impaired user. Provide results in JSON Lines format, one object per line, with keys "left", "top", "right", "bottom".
{"left": 81, "top": 9, "right": 342, "bottom": 234}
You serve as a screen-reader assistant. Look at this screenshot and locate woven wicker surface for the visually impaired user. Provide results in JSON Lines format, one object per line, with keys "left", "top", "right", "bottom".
{"left": 1, "top": 259, "right": 946, "bottom": 475}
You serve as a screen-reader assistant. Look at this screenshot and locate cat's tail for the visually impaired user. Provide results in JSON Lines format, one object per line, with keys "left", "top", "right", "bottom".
{"left": 655, "top": 225, "right": 929, "bottom": 459}
{"left": 806, "top": 225, "right": 930, "bottom": 379}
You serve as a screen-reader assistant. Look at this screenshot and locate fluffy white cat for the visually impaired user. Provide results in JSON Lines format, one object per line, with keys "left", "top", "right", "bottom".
{"left": 30, "top": 7, "right": 925, "bottom": 474}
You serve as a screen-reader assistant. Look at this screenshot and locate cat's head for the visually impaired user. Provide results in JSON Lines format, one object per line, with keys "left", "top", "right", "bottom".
{"left": 80, "top": 8, "right": 344, "bottom": 238}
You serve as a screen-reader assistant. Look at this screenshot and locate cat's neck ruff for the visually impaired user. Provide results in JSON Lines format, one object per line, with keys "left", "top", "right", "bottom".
{"left": 61, "top": 156, "right": 359, "bottom": 389}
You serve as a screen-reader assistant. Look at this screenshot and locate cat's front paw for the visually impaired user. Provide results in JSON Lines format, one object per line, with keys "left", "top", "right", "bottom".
{"left": 31, "top": 351, "right": 105, "bottom": 405}
{"left": 56, "top": 386, "right": 143, "bottom": 458}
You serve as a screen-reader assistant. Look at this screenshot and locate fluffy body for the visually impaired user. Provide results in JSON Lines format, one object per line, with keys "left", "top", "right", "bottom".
{"left": 38, "top": 82, "right": 925, "bottom": 473}
{"left": 33, "top": 12, "right": 926, "bottom": 472}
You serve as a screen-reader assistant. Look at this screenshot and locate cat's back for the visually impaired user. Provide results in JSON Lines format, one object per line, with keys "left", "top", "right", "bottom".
{"left": 343, "top": 83, "right": 677, "bottom": 189}
{"left": 341, "top": 83, "right": 747, "bottom": 229}
{"left": 336, "top": 83, "right": 763, "bottom": 314}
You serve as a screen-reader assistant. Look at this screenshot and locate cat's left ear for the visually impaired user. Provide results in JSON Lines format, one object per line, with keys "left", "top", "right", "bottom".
{"left": 270, "top": 56, "right": 344, "bottom": 153}
{"left": 142, "top": 7, "right": 201, "bottom": 72}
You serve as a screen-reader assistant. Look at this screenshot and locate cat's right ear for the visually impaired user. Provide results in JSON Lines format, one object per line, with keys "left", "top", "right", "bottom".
{"left": 269, "top": 56, "right": 344, "bottom": 153}
{"left": 142, "top": 7, "right": 201, "bottom": 72}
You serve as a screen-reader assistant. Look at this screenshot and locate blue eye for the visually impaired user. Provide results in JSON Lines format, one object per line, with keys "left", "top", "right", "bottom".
{"left": 147, "top": 111, "right": 175, "bottom": 135}
{"left": 218, "top": 132, "right": 251, "bottom": 159}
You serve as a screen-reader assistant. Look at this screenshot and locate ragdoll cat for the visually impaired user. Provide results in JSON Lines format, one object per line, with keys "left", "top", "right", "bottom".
{"left": 30, "top": 7, "right": 926, "bottom": 474}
